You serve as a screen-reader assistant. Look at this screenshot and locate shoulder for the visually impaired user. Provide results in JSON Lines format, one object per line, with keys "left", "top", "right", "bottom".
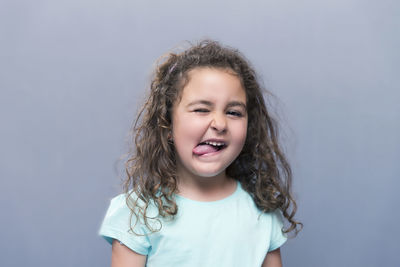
{"left": 237, "top": 183, "right": 284, "bottom": 220}
{"left": 99, "top": 191, "right": 153, "bottom": 255}
{"left": 102, "top": 191, "right": 157, "bottom": 224}
{"left": 107, "top": 193, "right": 129, "bottom": 214}
{"left": 104, "top": 192, "right": 137, "bottom": 217}
{"left": 100, "top": 193, "right": 132, "bottom": 233}
{"left": 237, "top": 183, "right": 287, "bottom": 251}
{"left": 264, "top": 209, "right": 287, "bottom": 252}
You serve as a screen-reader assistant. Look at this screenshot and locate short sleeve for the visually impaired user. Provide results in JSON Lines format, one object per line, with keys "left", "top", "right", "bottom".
{"left": 268, "top": 209, "right": 288, "bottom": 252}
{"left": 99, "top": 194, "right": 151, "bottom": 255}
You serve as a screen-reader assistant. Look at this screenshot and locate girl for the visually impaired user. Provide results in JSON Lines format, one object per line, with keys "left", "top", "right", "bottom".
{"left": 100, "top": 40, "right": 302, "bottom": 267}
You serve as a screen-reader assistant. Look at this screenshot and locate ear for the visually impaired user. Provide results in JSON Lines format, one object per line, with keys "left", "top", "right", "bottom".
{"left": 167, "top": 131, "right": 173, "bottom": 142}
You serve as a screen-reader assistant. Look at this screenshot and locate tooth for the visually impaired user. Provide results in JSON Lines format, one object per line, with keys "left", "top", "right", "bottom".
{"left": 203, "top": 141, "right": 225, "bottom": 146}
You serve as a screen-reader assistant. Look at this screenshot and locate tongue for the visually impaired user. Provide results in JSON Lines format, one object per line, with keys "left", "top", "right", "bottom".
{"left": 193, "top": 144, "right": 218, "bottom": 155}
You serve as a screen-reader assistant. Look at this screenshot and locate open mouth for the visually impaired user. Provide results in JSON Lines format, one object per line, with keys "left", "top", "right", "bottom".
{"left": 193, "top": 141, "right": 227, "bottom": 155}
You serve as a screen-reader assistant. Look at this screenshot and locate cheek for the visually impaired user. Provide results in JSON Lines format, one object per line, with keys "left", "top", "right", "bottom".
{"left": 234, "top": 121, "right": 248, "bottom": 143}
{"left": 229, "top": 121, "right": 248, "bottom": 154}
{"left": 172, "top": 116, "right": 205, "bottom": 151}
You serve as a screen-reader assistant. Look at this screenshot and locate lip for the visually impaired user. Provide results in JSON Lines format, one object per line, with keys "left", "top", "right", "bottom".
{"left": 197, "top": 138, "right": 228, "bottom": 146}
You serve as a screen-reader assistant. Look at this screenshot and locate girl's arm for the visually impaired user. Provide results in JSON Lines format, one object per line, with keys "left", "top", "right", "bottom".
{"left": 261, "top": 248, "right": 283, "bottom": 267}
{"left": 111, "top": 239, "right": 147, "bottom": 267}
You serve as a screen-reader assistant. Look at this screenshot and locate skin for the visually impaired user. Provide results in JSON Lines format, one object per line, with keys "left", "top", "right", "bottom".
{"left": 111, "top": 68, "right": 284, "bottom": 266}
{"left": 171, "top": 67, "right": 248, "bottom": 201}
{"left": 111, "top": 240, "right": 146, "bottom": 267}
{"left": 262, "top": 248, "right": 283, "bottom": 267}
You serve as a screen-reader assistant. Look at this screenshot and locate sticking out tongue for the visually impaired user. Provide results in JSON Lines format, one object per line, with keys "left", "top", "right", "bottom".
{"left": 193, "top": 144, "right": 218, "bottom": 155}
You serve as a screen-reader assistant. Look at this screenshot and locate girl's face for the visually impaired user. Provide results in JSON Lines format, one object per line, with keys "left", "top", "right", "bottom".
{"left": 171, "top": 68, "right": 248, "bottom": 180}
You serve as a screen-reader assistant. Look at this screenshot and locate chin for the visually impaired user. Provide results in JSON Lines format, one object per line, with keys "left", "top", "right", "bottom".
{"left": 191, "top": 165, "right": 228, "bottom": 178}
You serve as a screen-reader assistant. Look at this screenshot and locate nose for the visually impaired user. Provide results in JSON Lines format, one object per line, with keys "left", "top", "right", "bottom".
{"left": 210, "top": 112, "right": 227, "bottom": 133}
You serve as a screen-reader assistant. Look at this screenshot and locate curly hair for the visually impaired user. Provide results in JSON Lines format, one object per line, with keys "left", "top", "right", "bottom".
{"left": 124, "top": 39, "right": 302, "bottom": 236}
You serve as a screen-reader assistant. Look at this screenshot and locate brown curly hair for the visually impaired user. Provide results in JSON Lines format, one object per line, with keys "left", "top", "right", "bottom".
{"left": 124, "top": 39, "right": 302, "bottom": 236}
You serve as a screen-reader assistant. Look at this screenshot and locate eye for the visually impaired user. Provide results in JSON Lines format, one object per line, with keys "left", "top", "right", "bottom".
{"left": 227, "top": 110, "right": 243, "bottom": 117}
{"left": 193, "top": 108, "right": 209, "bottom": 113}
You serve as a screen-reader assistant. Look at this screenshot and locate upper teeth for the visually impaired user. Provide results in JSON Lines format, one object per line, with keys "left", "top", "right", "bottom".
{"left": 205, "top": 141, "right": 225, "bottom": 146}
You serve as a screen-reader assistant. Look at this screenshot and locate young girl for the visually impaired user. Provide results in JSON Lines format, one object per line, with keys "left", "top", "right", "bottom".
{"left": 100, "top": 40, "right": 301, "bottom": 267}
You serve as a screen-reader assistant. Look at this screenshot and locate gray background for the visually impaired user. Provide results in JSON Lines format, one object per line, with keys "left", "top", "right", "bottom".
{"left": 1, "top": 0, "right": 399, "bottom": 266}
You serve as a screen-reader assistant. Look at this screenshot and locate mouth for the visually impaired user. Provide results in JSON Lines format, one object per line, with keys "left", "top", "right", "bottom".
{"left": 192, "top": 140, "right": 227, "bottom": 156}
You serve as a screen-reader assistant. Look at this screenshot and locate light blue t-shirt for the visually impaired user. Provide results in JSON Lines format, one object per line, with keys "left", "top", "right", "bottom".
{"left": 99, "top": 182, "right": 287, "bottom": 267}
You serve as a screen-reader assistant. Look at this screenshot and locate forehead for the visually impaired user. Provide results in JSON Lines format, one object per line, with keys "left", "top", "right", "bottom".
{"left": 178, "top": 67, "right": 246, "bottom": 103}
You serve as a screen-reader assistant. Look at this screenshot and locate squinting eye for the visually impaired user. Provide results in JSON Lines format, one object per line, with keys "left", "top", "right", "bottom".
{"left": 194, "top": 109, "right": 209, "bottom": 113}
{"left": 227, "top": 111, "right": 243, "bottom": 117}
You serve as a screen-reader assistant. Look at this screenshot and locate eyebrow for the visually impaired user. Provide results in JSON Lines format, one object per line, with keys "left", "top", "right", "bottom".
{"left": 227, "top": 101, "right": 247, "bottom": 109}
{"left": 186, "top": 100, "right": 247, "bottom": 109}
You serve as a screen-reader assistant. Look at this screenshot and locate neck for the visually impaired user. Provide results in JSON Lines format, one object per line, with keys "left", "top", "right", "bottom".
{"left": 176, "top": 167, "right": 237, "bottom": 201}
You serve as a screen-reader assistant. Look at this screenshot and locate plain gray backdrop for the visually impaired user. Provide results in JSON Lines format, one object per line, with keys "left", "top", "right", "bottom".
{"left": 1, "top": 0, "right": 399, "bottom": 266}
